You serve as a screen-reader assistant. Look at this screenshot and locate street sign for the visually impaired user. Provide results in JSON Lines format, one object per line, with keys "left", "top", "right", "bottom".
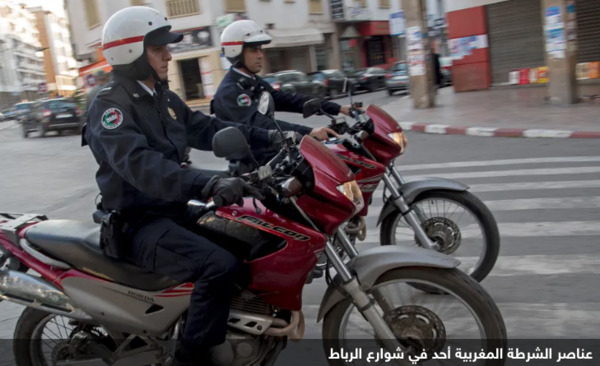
{"left": 38, "top": 82, "right": 47, "bottom": 93}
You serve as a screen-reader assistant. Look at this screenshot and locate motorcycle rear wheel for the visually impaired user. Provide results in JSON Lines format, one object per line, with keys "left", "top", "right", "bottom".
{"left": 322, "top": 267, "right": 507, "bottom": 366}
{"left": 380, "top": 190, "right": 500, "bottom": 282}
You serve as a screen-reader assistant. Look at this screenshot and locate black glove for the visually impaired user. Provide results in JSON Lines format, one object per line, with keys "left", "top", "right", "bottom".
{"left": 267, "top": 130, "right": 303, "bottom": 149}
{"left": 201, "top": 176, "right": 264, "bottom": 207}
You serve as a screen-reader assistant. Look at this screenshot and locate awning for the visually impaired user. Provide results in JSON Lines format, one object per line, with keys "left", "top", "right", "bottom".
{"left": 264, "top": 28, "right": 324, "bottom": 48}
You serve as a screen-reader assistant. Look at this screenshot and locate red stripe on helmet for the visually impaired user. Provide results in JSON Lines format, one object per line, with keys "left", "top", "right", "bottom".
{"left": 103, "top": 36, "right": 145, "bottom": 50}
{"left": 221, "top": 41, "right": 244, "bottom": 46}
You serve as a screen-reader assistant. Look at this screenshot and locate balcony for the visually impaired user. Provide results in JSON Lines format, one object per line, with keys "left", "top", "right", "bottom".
{"left": 166, "top": 0, "right": 200, "bottom": 18}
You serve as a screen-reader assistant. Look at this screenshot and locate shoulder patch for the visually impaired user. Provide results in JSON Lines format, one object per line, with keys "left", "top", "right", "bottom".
{"left": 237, "top": 94, "right": 252, "bottom": 107}
{"left": 101, "top": 108, "right": 124, "bottom": 129}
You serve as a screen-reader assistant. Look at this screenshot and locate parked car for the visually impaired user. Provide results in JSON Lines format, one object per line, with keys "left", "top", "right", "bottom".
{"left": 308, "top": 69, "right": 351, "bottom": 98}
{"left": 21, "top": 98, "right": 83, "bottom": 138}
{"left": 385, "top": 61, "right": 410, "bottom": 96}
{"left": 440, "top": 56, "right": 453, "bottom": 87}
{"left": 14, "top": 102, "right": 35, "bottom": 123}
{"left": 2, "top": 107, "right": 17, "bottom": 121}
{"left": 262, "top": 70, "right": 326, "bottom": 98}
{"left": 348, "top": 67, "right": 387, "bottom": 93}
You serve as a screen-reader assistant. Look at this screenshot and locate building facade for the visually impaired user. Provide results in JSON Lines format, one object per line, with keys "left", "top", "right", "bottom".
{"left": 29, "top": 7, "right": 79, "bottom": 98}
{"left": 327, "top": 0, "right": 446, "bottom": 72}
{"left": 66, "top": 0, "right": 339, "bottom": 103}
{"left": 0, "top": 1, "right": 46, "bottom": 108}
{"left": 444, "top": 0, "right": 600, "bottom": 91}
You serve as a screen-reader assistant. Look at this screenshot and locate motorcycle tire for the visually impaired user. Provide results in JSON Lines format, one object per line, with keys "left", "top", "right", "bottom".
{"left": 13, "top": 308, "right": 112, "bottom": 366}
{"left": 380, "top": 190, "right": 500, "bottom": 283}
{"left": 322, "top": 267, "right": 507, "bottom": 366}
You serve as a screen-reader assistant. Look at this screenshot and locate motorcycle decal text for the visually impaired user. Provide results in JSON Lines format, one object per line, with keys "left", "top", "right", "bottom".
{"left": 127, "top": 290, "right": 155, "bottom": 303}
{"left": 237, "top": 215, "right": 310, "bottom": 241}
{"left": 336, "top": 154, "right": 377, "bottom": 169}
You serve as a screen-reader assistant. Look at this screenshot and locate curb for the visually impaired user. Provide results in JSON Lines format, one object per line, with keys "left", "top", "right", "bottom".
{"left": 399, "top": 122, "right": 600, "bottom": 139}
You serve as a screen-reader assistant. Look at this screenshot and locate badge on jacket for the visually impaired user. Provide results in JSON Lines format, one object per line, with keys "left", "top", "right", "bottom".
{"left": 237, "top": 94, "right": 252, "bottom": 107}
{"left": 101, "top": 108, "right": 124, "bottom": 129}
{"left": 168, "top": 107, "right": 177, "bottom": 120}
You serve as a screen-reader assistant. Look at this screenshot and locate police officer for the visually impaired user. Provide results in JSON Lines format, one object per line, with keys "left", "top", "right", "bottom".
{"left": 84, "top": 7, "right": 281, "bottom": 365}
{"left": 212, "top": 20, "right": 354, "bottom": 163}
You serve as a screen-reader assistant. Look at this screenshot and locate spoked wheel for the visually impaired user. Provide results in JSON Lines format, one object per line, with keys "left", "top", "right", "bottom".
{"left": 323, "top": 267, "right": 507, "bottom": 366}
{"left": 13, "top": 308, "right": 118, "bottom": 366}
{"left": 380, "top": 190, "right": 500, "bottom": 282}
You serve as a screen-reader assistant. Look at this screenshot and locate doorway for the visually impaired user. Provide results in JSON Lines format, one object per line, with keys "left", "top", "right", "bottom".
{"left": 178, "top": 58, "right": 204, "bottom": 100}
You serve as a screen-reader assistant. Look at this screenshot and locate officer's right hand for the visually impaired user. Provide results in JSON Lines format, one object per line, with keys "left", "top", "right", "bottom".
{"left": 201, "top": 176, "right": 264, "bottom": 207}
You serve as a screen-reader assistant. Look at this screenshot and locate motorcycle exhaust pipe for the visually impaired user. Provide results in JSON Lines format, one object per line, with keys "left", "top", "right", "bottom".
{"left": 0, "top": 268, "right": 92, "bottom": 321}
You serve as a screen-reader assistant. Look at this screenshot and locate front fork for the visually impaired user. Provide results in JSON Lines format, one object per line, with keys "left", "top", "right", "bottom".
{"left": 327, "top": 229, "right": 408, "bottom": 363}
{"left": 383, "top": 165, "right": 440, "bottom": 251}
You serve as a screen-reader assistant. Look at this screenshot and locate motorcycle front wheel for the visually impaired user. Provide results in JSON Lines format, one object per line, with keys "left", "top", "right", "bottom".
{"left": 380, "top": 190, "right": 500, "bottom": 282}
{"left": 322, "top": 267, "right": 507, "bottom": 366}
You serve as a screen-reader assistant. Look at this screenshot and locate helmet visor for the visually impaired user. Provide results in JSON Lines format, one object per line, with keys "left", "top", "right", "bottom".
{"left": 145, "top": 27, "right": 183, "bottom": 46}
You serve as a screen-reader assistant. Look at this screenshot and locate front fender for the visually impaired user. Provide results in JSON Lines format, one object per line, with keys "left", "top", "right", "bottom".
{"left": 316, "top": 245, "right": 460, "bottom": 322}
{"left": 377, "top": 178, "right": 469, "bottom": 225}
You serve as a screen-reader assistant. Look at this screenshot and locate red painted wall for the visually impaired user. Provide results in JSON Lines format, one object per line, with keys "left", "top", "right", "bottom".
{"left": 446, "top": 6, "right": 491, "bottom": 91}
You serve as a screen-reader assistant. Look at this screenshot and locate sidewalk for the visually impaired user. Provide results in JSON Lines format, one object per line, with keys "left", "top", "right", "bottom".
{"left": 381, "top": 84, "right": 600, "bottom": 138}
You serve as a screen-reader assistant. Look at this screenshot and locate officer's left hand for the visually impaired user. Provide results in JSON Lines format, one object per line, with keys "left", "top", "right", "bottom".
{"left": 310, "top": 127, "right": 339, "bottom": 141}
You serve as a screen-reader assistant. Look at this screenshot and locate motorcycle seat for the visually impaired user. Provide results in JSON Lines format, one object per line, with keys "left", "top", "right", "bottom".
{"left": 24, "top": 220, "right": 179, "bottom": 291}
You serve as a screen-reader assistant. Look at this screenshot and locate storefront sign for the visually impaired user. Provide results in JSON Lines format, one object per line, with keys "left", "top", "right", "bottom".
{"left": 168, "top": 27, "right": 212, "bottom": 54}
{"left": 330, "top": 0, "right": 344, "bottom": 20}
{"left": 389, "top": 11, "right": 405, "bottom": 36}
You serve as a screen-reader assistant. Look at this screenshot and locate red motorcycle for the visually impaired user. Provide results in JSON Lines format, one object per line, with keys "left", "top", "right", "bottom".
{"left": 302, "top": 93, "right": 500, "bottom": 283}
{"left": 0, "top": 94, "right": 506, "bottom": 366}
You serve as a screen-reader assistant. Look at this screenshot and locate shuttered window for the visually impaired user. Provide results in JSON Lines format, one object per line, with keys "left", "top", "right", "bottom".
{"left": 84, "top": 0, "right": 100, "bottom": 29}
{"left": 166, "top": 0, "right": 200, "bottom": 17}
{"left": 224, "top": 0, "right": 246, "bottom": 12}
{"left": 576, "top": 0, "right": 600, "bottom": 63}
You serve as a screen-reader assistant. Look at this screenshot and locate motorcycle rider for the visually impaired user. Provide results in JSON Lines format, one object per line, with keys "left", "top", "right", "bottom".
{"left": 83, "top": 7, "right": 282, "bottom": 365}
{"left": 212, "top": 19, "right": 354, "bottom": 165}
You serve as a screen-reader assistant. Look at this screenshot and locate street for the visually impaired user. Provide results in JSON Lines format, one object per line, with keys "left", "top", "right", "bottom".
{"left": 1, "top": 90, "right": 600, "bottom": 365}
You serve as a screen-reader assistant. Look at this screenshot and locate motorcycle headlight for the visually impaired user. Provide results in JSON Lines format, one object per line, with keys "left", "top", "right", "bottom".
{"left": 337, "top": 180, "right": 364, "bottom": 212}
{"left": 388, "top": 132, "right": 408, "bottom": 153}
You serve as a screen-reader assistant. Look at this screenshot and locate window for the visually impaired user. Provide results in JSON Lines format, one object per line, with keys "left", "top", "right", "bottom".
{"left": 284, "top": 0, "right": 294, "bottom": 3}
{"left": 166, "top": 0, "right": 200, "bottom": 17}
{"left": 358, "top": 0, "right": 367, "bottom": 7}
{"left": 309, "top": 0, "right": 323, "bottom": 14}
{"left": 224, "top": 0, "right": 246, "bottom": 12}
{"left": 84, "top": 0, "right": 100, "bottom": 28}
{"left": 379, "top": 0, "right": 390, "bottom": 8}
{"left": 131, "top": 0, "right": 146, "bottom": 5}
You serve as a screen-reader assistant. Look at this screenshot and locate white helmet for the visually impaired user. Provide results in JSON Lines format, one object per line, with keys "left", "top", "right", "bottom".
{"left": 220, "top": 20, "right": 272, "bottom": 66}
{"left": 102, "top": 6, "right": 182, "bottom": 80}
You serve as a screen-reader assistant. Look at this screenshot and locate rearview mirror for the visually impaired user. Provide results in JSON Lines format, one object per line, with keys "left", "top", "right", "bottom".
{"left": 302, "top": 98, "right": 322, "bottom": 119}
{"left": 257, "top": 91, "right": 275, "bottom": 118}
{"left": 212, "top": 127, "right": 251, "bottom": 159}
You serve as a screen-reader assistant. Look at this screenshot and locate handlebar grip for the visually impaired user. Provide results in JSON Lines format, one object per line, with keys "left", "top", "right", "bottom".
{"left": 212, "top": 196, "right": 224, "bottom": 207}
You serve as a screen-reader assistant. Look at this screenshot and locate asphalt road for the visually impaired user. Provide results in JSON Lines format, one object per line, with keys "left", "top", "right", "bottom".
{"left": 1, "top": 89, "right": 600, "bottom": 365}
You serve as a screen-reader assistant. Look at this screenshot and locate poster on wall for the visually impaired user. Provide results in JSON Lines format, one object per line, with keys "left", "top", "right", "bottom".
{"left": 407, "top": 26, "right": 425, "bottom": 76}
{"left": 389, "top": 11, "right": 405, "bottom": 36}
{"left": 449, "top": 35, "right": 488, "bottom": 60}
{"left": 544, "top": 6, "right": 566, "bottom": 59}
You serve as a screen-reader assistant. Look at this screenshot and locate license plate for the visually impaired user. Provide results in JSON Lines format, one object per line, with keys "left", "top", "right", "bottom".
{"left": 56, "top": 113, "right": 72, "bottom": 118}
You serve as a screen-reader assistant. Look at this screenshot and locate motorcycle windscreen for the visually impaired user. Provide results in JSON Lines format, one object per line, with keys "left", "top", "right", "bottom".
{"left": 364, "top": 104, "right": 404, "bottom": 165}
{"left": 296, "top": 136, "right": 357, "bottom": 235}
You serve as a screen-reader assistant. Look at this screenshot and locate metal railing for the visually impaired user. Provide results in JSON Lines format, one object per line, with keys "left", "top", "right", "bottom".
{"left": 166, "top": 0, "right": 200, "bottom": 17}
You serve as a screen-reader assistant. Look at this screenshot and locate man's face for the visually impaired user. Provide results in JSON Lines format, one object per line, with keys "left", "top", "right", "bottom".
{"left": 242, "top": 45, "right": 264, "bottom": 74}
{"left": 146, "top": 44, "right": 172, "bottom": 81}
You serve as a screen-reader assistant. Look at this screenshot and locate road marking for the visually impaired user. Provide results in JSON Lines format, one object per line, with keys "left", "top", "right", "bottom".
{"left": 362, "top": 220, "right": 600, "bottom": 243}
{"left": 393, "top": 156, "right": 600, "bottom": 171}
{"left": 369, "top": 196, "right": 600, "bottom": 214}
{"left": 403, "top": 166, "right": 600, "bottom": 180}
